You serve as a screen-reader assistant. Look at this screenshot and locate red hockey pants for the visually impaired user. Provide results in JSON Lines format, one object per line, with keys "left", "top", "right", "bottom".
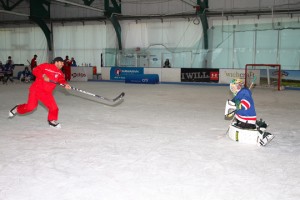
{"left": 17, "top": 89, "right": 59, "bottom": 121}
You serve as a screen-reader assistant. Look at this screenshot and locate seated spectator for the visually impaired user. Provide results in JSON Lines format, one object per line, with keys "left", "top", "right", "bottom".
{"left": 18, "top": 66, "right": 33, "bottom": 83}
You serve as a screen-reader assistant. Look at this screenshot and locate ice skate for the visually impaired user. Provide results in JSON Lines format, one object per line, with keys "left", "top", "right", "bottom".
{"left": 257, "top": 130, "right": 275, "bottom": 146}
{"left": 48, "top": 120, "right": 61, "bottom": 129}
{"left": 8, "top": 105, "right": 18, "bottom": 118}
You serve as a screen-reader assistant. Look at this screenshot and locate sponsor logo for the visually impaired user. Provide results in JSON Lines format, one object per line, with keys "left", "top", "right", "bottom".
{"left": 111, "top": 67, "right": 144, "bottom": 80}
{"left": 114, "top": 68, "right": 142, "bottom": 76}
{"left": 224, "top": 71, "right": 256, "bottom": 79}
{"left": 181, "top": 68, "right": 220, "bottom": 82}
{"left": 181, "top": 72, "right": 210, "bottom": 80}
{"left": 115, "top": 68, "right": 122, "bottom": 76}
{"left": 210, "top": 71, "right": 219, "bottom": 80}
{"left": 72, "top": 73, "right": 86, "bottom": 78}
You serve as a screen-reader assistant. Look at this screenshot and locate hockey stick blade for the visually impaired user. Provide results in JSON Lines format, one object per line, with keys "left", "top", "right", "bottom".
{"left": 95, "top": 92, "right": 125, "bottom": 102}
{"left": 113, "top": 92, "right": 125, "bottom": 102}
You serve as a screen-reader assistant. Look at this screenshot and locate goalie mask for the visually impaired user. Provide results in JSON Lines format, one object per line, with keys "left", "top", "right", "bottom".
{"left": 230, "top": 79, "right": 244, "bottom": 95}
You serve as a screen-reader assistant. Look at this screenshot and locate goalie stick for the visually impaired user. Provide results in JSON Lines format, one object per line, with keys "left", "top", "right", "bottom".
{"left": 248, "top": 75, "right": 256, "bottom": 90}
{"left": 50, "top": 80, "right": 125, "bottom": 103}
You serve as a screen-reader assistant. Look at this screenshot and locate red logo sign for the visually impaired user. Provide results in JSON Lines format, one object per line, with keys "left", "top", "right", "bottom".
{"left": 210, "top": 71, "right": 219, "bottom": 81}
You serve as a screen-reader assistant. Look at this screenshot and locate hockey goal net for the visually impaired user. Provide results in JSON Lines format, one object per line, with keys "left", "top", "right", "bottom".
{"left": 245, "top": 64, "right": 283, "bottom": 91}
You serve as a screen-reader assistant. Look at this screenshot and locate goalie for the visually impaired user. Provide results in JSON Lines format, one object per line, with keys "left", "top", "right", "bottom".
{"left": 225, "top": 79, "right": 274, "bottom": 146}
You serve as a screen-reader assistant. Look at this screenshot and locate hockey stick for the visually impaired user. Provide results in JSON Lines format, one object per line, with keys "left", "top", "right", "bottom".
{"left": 225, "top": 109, "right": 235, "bottom": 119}
{"left": 50, "top": 80, "right": 125, "bottom": 103}
{"left": 249, "top": 75, "right": 256, "bottom": 90}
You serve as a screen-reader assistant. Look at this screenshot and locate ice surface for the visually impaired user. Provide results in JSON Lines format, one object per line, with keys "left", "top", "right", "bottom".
{"left": 0, "top": 82, "right": 299, "bottom": 200}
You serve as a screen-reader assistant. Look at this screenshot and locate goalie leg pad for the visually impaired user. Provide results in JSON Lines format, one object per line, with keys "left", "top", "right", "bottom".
{"left": 228, "top": 125, "right": 274, "bottom": 146}
{"left": 228, "top": 125, "right": 259, "bottom": 145}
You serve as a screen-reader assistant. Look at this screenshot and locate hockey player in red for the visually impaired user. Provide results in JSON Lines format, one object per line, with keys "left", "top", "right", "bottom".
{"left": 8, "top": 57, "right": 71, "bottom": 128}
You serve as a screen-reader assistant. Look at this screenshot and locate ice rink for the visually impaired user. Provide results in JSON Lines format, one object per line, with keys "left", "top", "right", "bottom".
{"left": 0, "top": 81, "right": 299, "bottom": 200}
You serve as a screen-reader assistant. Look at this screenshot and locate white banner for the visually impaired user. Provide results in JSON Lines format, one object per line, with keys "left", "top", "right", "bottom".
{"left": 71, "top": 67, "right": 89, "bottom": 81}
{"left": 219, "top": 69, "right": 260, "bottom": 85}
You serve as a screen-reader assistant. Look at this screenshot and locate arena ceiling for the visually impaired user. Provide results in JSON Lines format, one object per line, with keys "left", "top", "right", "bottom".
{"left": 1, "top": 0, "right": 300, "bottom": 25}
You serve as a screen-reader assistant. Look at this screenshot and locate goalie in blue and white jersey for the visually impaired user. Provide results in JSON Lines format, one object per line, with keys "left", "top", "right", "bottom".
{"left": 225, "top": 79, "right": 274, "bottom": 146}
{"left": 229, "top": 79, "right": 257, "bottom": 129}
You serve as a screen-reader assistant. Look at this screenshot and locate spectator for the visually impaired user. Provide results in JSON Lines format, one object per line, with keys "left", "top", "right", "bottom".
{"left": 3, "top": 59, "right": 14, "bottom": 84}
{"left": 63, "top": 55, "right": 72, "bottom": 81}
{"left": 71, "top": 57, "right": 77, "bottom": 66}
{"left": 0, "top": 61, "right": 4, "bottom": 82}
{"left": 30, "top": 54, "right": 38, "bottom": 71}
{"left": 30, "top": 54, "right": 38, "bottom": 81}
{"left": 18, "top": 66, "right": 33, "bottom": 83}
{"left": 6, "top": 56, "right": 14, "bottom": 65}
{"left": 163, "top": 59, "right": 171, "bottom": 68}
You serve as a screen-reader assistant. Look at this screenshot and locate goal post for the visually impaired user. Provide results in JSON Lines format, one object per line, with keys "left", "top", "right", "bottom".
{"left": 245, "top": 64, "right": 282, "bottom": 91}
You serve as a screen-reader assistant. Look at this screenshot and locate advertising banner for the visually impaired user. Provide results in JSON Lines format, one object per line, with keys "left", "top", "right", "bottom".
{"left": 181, "top": 68, "right": 219, "bottom": 83}
{"left": 110, "top": 67, "right": 144, "bottom": 81}
{"left": 71, "top": 67, "right": 89, "bottom": 81}
{"left": 219, "top": 69, "right": 259, "bottom": 84}
{"left": 271, "top": 70, "right": 300, "bottom": 81}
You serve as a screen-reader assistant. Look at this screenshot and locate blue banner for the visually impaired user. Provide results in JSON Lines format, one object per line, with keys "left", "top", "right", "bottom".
{"left": 110, "top": 67, "right": 144, "bottom": 81}
{"left": 261, "top": 69, "right": 300, "bottom": 81}
{"left": 281, "top": 70, "right": 300, "bottom": 81}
